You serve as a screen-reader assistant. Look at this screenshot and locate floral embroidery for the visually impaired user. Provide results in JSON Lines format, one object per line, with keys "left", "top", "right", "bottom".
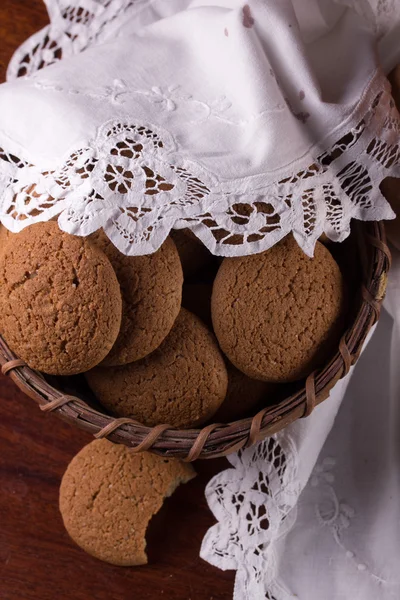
{"left": 312, "top": 457, "right": 389, "bottom": 585}
{"left": 7, "top": 0, "right": 153, "bottom": 79}
{"left": 1, "top": 0, "right": 398, "bottom": 260}
{"left": 0, "top": 83, "right": 398, "bottom": 258}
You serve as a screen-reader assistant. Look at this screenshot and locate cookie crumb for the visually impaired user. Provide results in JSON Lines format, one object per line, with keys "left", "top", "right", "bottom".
{"left": 242, "top": 4, "right": 255, "bottom": 28}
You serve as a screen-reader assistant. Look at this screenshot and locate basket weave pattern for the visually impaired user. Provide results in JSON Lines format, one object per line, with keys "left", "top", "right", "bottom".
{"left": 0, "top": 222, "right": 391, "bottom": 461}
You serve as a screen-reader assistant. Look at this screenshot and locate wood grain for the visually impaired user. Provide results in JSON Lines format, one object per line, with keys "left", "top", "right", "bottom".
{"left": 0, "top": 3, "right": 235, "bottom": 598}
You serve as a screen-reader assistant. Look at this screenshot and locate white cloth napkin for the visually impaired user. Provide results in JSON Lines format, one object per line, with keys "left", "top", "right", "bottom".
{"left": 0, "top": 0, "right": 397, "bottom": 259}
{"left": 2, "top": 2, "right": 400, "bottom": 599}
{"left": 277, "top": 279, "right": 400, "bottom": 600}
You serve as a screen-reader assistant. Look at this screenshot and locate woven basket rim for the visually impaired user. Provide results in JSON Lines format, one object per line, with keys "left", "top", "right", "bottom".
{"left": 0, "top": 222, "right": 391, "bottom": 460}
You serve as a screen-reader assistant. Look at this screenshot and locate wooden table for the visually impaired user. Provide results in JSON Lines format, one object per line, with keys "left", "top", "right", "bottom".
{"left": 0, "top": 3, "right": 234, "bottom": 598}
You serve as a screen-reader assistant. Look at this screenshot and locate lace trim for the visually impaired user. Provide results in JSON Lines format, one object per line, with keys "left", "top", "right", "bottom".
{"left": 0, "top": 81, "right": 397, "bottom": 257}
{"left": 200, "top": 434, "right": 300, "bottom": 600}
{"left": 1, "top": 0, "right": 397, "bottom": 256}
{"left": 6, "top": 0, "right": 154, "bottom": 80}
{"left": 9, "top": 1, "right": 400, "bottom": 82}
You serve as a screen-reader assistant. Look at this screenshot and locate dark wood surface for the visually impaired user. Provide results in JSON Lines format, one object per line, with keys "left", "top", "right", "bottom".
{"left": 0, "top": 3, "right": 234, "bottom": 598}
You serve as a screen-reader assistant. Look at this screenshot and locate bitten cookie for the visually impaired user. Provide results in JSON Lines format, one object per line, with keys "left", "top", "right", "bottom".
{"left": 86, "top": 308, "right": 228, "bottom": 428}
{"left": 90, "top": 231, "right": 183, "bottom": 366}
{"left": 170, "top": 229, "right": 215, "bottom": 279}
{"left": 59, "top": 439, "right": 195, "bottom": 566}
{"left": 212, "top": 236, "right": 345, "bottom": 383}
{"left": 213, "top": 362, "right": 276, "bottom": 422}
{"left": 0, "top": 222, "right": 122, "bottom": 375}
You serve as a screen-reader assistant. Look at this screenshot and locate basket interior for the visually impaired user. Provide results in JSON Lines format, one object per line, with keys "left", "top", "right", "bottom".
{"left": 0, "top": 222, "right": 390, "bottom": 460}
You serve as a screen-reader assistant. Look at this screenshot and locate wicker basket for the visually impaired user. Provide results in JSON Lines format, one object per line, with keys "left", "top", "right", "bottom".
{"left": 0, "top": 221, "right": 391, "bottom": 461}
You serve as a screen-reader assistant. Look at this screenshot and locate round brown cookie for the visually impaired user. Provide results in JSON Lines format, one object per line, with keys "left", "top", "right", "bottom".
{"left": 170, "top": 228, "right": 215, "bottom": 279}
{"left": 213, "top": 362, "right": 277, "bottom": 422}
{"left": 0, "top": 221, "right": 122, "bottom": 375}
{"left": 0, "top": 224, "right": 14, "bottom": 249}
{"left": 59, "top": 439, "right": 195, "bottom": 566}
{"left": 89, "top": 231, "right": 183, "bottom": 366}
{"left": 381, "top": 177, "right": 400, "bottom": 250}
{"left": 212, "top": 235, "right": 345, "bottom": 383}
{"left": 86, "top": 308, "right": 228, "bottom": 428}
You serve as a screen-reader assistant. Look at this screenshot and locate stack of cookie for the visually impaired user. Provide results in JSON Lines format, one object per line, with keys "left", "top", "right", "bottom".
{"left": 0, "top": 222, "right": 345, "bottom": 427}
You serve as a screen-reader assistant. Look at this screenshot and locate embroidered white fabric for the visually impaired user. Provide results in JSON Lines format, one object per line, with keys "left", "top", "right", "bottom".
{"left": 0, "top": 0, "right": 398, "bottom": 257}
{"left": 265, "top": 270, "right": 400, "bottom": 600}
{"left": 201, "top": 373, "right": 352, "bottom": 600}
{"left": 3, "top": 3, "right": 400, "bottom": 599}
{"left": 202, "top": 275, "right": 400, "bottom": 600}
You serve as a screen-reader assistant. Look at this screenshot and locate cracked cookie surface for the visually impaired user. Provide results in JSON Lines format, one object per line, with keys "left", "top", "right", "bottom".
{"left": 90, "top": 231, "right": 183, "bottom": 366}
{"left": 86, "top": 308, "right": 228, "bottom": 428}
{"left": 211, "top": 236, "right": 345, "bottom": 383}
{"left": 0, "top": 222, "right": 122, "bottom": 375}
{"left": 213, "top": 361, "right": 277, "bottom": 422}
{"left": 59, "top": 439, "right": 195, "bottom": 566}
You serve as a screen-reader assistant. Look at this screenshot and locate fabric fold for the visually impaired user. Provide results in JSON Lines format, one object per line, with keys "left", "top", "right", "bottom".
{"left": 0, "top": 0, "right": 396, "bottom": 258}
